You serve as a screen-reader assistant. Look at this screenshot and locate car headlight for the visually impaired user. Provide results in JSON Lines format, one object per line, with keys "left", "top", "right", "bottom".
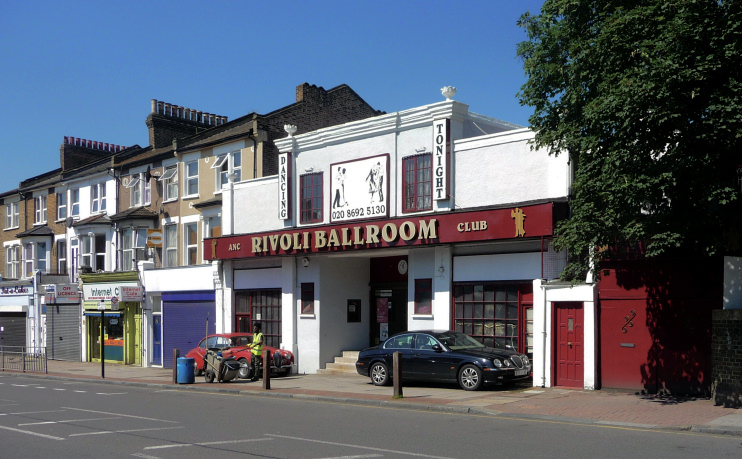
{"left": 522, "top": 355, "right": 530, "bottom": 365}
{"left": 492, "top": 359, "right": 502, "bottom": 368}
{"left": 502, "top": 359, "right": 512, "bottom": 367}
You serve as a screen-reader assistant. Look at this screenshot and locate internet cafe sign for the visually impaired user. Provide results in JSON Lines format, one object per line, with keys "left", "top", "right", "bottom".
{"left": 82, "top": 282, "right": 142, "bottom": 302}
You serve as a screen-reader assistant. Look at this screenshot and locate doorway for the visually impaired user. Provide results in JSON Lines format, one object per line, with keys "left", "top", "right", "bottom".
{"left": 553, "top": 302, "right": 584, "bottom": 388}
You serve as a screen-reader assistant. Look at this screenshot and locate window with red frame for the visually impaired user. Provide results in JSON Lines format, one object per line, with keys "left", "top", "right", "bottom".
{"left": 300, "top": 172, "right": 323, "bottom": 223}
{"left": 403, "top": 154, "right": 432, "bottom": 212}
{"left": 301, "top": 282, "right": 314, "bottom": 314}
{"left": 414, "top": 278, "right": 432, "bottom": 314}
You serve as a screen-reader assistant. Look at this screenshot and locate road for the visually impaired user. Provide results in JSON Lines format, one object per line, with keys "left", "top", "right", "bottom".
{"left": 0, "top": 375, "right": 740, "bottom": 459}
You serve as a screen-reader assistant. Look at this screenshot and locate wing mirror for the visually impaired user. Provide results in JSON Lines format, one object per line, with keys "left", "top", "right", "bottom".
{"left": 432, "top": 344, "right": 443, "bottom": 352}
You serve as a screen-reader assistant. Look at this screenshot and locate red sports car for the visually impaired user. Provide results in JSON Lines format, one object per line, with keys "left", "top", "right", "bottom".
{"left": 185, "top": 333, "right": 294, "bottom": 379}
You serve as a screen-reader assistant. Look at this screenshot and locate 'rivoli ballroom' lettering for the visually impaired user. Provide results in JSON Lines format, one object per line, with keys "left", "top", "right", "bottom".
{"left": 251, "top": 219, "right": 438, "bottom": 254}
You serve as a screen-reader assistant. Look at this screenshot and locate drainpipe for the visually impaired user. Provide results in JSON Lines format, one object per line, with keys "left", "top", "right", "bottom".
{"left": 541, "top": 279, "right": 547, "bottom": 387}
{"left": 250, "top": 132, "right": 258, "bottom": 179}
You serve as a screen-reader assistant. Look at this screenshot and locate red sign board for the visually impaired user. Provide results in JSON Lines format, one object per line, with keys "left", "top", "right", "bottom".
{"left": 204, "top": 203, "right": 553, "bottom": 261}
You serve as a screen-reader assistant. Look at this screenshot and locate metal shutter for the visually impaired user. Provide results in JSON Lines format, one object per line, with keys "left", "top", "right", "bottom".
{"left": 46, "top": 304, "right": 81, "bottom": 361}
{"left": 0, "top": 313, "right": 27, "bottom": 348}
{"left": 162, "top": 301, "right": 215, "bottom": 368}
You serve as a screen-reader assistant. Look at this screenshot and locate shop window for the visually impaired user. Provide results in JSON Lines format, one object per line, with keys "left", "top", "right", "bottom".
{"left": 300, "top": 172, "right": 323, "bottom": 223}
{"left": 453, "top": 283, "right": 528, "bottom": 352}
{"left": 234, "top": 289, "right": 282, "bottom": 348}
{"left": 402, "top": 154, "right": 432, "bottom": 212}
{"left": 414, "top": 278, "right": 432, "bottom": 314}
{"left": 301, "top": 283, "right": 314, "bottom": 314}
{"left": 5, "top": 201, "right": 19, "bottom": 229}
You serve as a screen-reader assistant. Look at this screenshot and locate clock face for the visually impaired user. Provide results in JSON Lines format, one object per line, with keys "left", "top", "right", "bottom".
{"left": 398, "top": 259, "right": 408, "bottom": 275}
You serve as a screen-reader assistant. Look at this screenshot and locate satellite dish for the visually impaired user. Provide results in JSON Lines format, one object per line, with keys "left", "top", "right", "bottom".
{"left": 65, "top": 217, "right": 74, "bottom": 228}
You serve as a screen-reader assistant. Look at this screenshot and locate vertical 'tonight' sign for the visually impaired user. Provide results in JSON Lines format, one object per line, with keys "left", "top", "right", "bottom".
{"left": 278, "top": 152, "right": 290, "bottom": 220}
{"left": 433, "top": 119, "right": 449, "bottom": 200}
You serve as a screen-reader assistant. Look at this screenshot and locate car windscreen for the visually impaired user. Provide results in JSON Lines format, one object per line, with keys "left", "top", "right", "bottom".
{"left": 435, "top": 331, "right": 485, "bottom": 350}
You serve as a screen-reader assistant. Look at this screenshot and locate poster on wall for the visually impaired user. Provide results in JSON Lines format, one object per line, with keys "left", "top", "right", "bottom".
{"left": 330, "top": 154, "right": 389, "bottom": 223}
{"left": 376, "top": 297, "right": 389, "bottom": 323}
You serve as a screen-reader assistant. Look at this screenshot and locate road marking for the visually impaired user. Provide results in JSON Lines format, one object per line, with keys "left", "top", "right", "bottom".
{"left": 266, "top": 434, "right": 455, "bottom": 459}
{"left": 317, "top": 455, "right": 383, "bottom": 459}
{"left": 0, "top": 424, "right": 65, "bottom": 440}
{"left": 74, "top": 391, "right": 86, "bottom": 393}
{"left": 132, "top": 454, "right": 163, "bottom": 459}
{"left": 95, "top": 392, "right": 128, "bottom": 396}
{"left": 34, "top": 386, "right": 46, "bottom": 389}
{"left": 19, "top": 417, "right": 120, "bottom": 426}
{"left": 62, "top": 407, "right": 178, "bottom": 423}
{"left": 53, "top": 388, "right": 66, "bottom": 391}
{"left": 9, "top": 410, "right": 66, "bottom": 415}
{"left": 144, "top": 438, "right": 272, "bottom": 450}
{"left": 70, "top": 426, "right": 184, "bottom": 437}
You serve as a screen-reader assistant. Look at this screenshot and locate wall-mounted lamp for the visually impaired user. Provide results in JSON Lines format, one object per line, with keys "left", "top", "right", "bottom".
{"left": 301, "top": 257, "right": 310, "bottom": 267}
{"left": 437, "top": 266, "right": 445, "bottom": 274}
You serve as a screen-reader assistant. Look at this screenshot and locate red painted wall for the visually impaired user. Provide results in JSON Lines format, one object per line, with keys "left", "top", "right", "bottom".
{"left": 598, "top": 255, "right": 722, "bottom": 394}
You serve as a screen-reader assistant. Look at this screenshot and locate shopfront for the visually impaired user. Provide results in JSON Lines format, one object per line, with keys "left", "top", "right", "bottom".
{"left": 80, "top": 273, "right": 143, "bottom": 365}
{"left": 43, "top": 283, "right": 82, "bottom": 361}
{"left": 0, "top": 281, "right": 34, "bottom": 349}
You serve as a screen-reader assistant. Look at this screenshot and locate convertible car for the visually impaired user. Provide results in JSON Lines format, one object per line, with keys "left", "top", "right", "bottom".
{"left": 355, "top": 330, "right": 531, "bottom": 391}
{"left": 185, "top": 333, "right": 294, "bottom": 379}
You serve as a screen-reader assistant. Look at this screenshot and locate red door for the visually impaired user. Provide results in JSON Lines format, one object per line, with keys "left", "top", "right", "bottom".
{"left": 554, "top": 302, "right": 584, "bottom": 388}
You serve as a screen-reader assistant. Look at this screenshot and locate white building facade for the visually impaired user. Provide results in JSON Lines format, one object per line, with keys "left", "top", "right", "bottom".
{"left": 206, "top": 91, "right": 598, "bottom": 389}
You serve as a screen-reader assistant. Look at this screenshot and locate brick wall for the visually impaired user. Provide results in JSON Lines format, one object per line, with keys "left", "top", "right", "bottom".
{"left": 712, "top": 309, "right": 742, "bottom": 407}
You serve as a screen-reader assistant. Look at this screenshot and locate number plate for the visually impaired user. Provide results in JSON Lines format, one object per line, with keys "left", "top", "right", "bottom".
{"left": 514, "top": 369, "right": 528, "bottom": 376}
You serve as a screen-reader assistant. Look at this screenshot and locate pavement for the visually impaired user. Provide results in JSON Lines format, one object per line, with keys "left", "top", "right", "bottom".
{"left": 3, "top": 360, "right": 742, "bottom": 437}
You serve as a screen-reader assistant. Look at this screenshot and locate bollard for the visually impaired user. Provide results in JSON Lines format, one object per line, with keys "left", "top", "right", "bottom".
{"left": 393, "top": 351, "right": 403, "bottom": 398}
{"left": 262, "top": 349, "right": 271, "bottom": 390}
{"left": 172, "top": 349, "right": 180, "bottom": 384}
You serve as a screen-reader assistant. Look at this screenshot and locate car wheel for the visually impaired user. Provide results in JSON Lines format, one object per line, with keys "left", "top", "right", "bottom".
{"left": 369, "top": 362, "right": 389, "bottom": 386}
{"left": 458, "top": 364, "right": 483, "bottom": 391}
{"left": 237, "top": 358, "right": 251, "bottom": 379}
{"left": 205, "top": 370, "right": 215, "bottom": 383}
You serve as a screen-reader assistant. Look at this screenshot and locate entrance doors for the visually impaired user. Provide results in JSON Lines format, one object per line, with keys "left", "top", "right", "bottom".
{"left": 554, "top": 302, "right": 584, "bottom": 387}
{"left": 152, "top": 315, "right": 162, "bottom": 366}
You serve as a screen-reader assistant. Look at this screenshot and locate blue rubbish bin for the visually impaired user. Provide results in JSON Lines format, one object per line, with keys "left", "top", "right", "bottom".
{"left": 176, "top": 357, "right": 196, "bottom": 384}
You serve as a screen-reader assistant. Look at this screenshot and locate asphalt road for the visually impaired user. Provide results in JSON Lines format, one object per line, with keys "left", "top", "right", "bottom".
{"left": 1, "top": 375, "right": 740, "bottom": 459}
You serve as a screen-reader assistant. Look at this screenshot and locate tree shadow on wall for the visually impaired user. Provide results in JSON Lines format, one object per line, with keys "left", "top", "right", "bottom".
{"left": 611, "top": 252, "right": 721, "bottom": 397}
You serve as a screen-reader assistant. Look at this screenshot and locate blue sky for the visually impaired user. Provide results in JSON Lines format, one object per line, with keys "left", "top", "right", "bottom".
{"left": 0, "top": 0, "right": 545, "bottom": 194}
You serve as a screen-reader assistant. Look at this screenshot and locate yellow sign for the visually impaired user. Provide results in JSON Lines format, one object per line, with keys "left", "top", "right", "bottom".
{"left": 147, "top": 229, "right": 163, "bottom": 248}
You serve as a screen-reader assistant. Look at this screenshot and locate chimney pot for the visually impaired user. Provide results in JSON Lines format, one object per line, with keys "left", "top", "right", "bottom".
{"left": 151, "top": 99, "right": 157, "bottom": 114}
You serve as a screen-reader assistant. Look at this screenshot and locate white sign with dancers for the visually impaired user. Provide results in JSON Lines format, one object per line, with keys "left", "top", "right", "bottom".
{"left": 330, "top": 154, "right": 389, "bottom": 223}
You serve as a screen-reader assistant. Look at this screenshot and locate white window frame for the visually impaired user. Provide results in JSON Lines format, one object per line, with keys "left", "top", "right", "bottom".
{"left": 164, "top": 223, "right": 177, "bottom": 267}
{"left": 56, "top": 238, "right": 66, "bottom": 274}
{"left": 70, "top": 188, "right": 80, "bottom": 217}
{"left": 81, "top": 233, "right": 106, "bottom": 272}
{"left": 34, "top": 195, "right": 47, "bottom": 224}
{"left": 6, "top": 202, "right": 19, "bottom": 229}
{"left": 91, "top": 182, "right": 107, "bottom": 214}
{"left": 185, "top": 160, "right": 199, "bottom": 197}
{"left": 183, "top": 222, "right": 198, "bottom": 266}
{"left": 212, "top": 151, "right": 241, "bottom": 190}
{"left": 23, "top": 242, "right": 46, "bottom": 275}
{"left": 160, "top": 166, "right": 178, "bottom": 202}
{"left": 126, "top": 175, "right": 141, "bottom": 207}
{"left": 121, "top": 227, "right": 148, "bottom": 271}
{"left": 57, "top": 191, "right": 67, "bottom": 221}
{"left": 5, "top": 244, "right": 20, "bottom": 278}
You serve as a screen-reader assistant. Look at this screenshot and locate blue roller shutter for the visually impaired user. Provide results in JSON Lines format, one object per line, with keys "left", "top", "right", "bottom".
{"left": 162, "top": 291, "right": 215, "bottom": 368}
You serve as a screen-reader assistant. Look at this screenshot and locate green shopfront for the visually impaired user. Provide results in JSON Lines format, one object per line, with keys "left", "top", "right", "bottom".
{"left": 80, "top": 272, "right": 143, "bottom": 365}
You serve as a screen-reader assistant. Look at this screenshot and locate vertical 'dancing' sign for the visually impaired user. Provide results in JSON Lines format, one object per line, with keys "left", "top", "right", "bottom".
{"left": 278, "top": 152, "right": 291, "bottom": 220}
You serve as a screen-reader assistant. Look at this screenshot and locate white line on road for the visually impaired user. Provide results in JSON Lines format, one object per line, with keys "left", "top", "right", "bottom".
{"left": 9, "top": 410, "right": 66, "bottom": 415}
{"left": 316, "top": 455, "right": 383, "bottom": 459}
{"left": 69, "top": 426, "right": 184, "bottom": 437}
{"left": 95, "top": 392, "right": 128, "bottom": 395}
{"left": 144, "top": 438, "right": 273, "bottom": 450}
{"left": 53, "top": 388, "right": 66, "bottom": 391}
{"left": 266, "top": 434, "right": 455, "bottom": 459}
{"left": 62, "top": 407, "right": 178, "bottom": 424}
{"left": 18, "top": 416, "right": 120, "bottom": 426}
{"left": 131, "top": 454, "right": 164, "bottom": 459}
{"left": 0, "top": 424, "right": 65, "bottom": 440}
